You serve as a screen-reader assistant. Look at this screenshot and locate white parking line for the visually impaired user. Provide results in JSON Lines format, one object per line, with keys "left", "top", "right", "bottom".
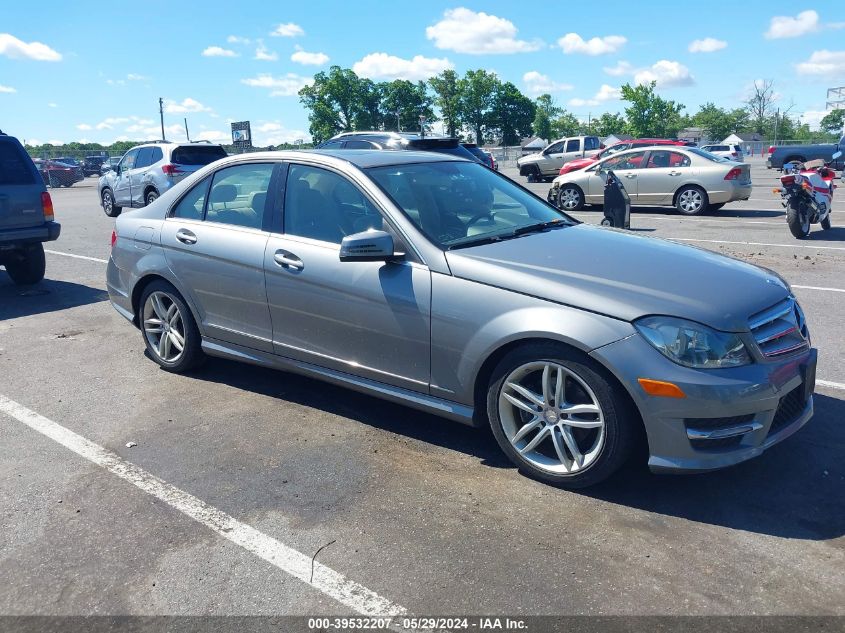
{"left": 0, "top": 394, "right": 407, "bottom": 618}
{"left": 45, "top": 249, "right": 108, "bottom": 264}
{"left": 792, "top": 285, "right": 845, "bottom": 293}
{"left": 669, "top": 238, "right": 845, "bottom": 251}
{"left": 817, "top": 380, "right": 845, "bottom": 391}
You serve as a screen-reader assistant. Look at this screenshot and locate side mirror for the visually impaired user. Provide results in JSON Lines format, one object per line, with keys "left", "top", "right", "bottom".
{"left": 339, "top": 230, "right": 401, "bottom": 262}
{"left": 833, "top": 151, "right": 843, "bottom": 160}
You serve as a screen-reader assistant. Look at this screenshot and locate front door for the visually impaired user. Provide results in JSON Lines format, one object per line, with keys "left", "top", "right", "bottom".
{"left": 264, "top": 162, "right": 431, "bottom": 392}
{"left": 161, "top": 162, "right": 277, "bottom": 352}
{"left": 584, "top": 150, "right": 646, "bottom": 204}
{"left": 113, "top": 148, "right": 137, "bottom": 207}
{"left": 636, "top": 150, "right": 692, "bottom": 205}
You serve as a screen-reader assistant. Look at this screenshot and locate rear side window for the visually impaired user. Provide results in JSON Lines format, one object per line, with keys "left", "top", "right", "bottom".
{"left": 206, "top": 163, "right": 274, "bottom": 229}
{"left": 0, "top": 141, "right": 36, "bottom": 185}
{"left": 149, "top": 147, "right": 163, "bottom": 164}
{"left": 345, "top": 140, "right": 376, "bottom": 149}
{"left": 565, "top": 139, "right": 580, "bottom": 152}
{"left": 320, "top": 140, "right": 345, "bottom": 149}
{"left": 135, "top": 147, "right": 153, "bottom": 169}
{"left": 171, "top": 145, "right": 227, "bottom": 166}
{"left": 171, "top": 176, "right": 210, "bottom": 220}
{"left": 584, "top": 137, "right": 600, "bottom": 151}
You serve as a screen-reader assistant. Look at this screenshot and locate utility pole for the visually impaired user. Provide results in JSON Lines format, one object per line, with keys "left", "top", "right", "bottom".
{"left": 184, "top": 118, "right": 190, "bottom": 141}
{"left": 395, "top": 110, "right": 401, "bottom": 132}
{"left": 773, "top": 108, "right": 780, "bottom": 146}
{"left": 159, "top": 98, "right": 165, "bottom": 141}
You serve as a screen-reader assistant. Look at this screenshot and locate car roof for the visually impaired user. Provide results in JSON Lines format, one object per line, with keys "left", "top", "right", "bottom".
{"left": 211, "top": 149, "right": 466, "bottom": 170}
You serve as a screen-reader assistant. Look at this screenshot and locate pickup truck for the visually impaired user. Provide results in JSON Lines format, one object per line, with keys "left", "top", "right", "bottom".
{"left": 767, "top": 136, "right": 845, "bottom": 170}
{"left": 517, "top": 135, "right": 602, "bottom": 181}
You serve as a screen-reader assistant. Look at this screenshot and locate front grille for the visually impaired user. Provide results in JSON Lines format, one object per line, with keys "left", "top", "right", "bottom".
{"left": 749, "top": 297, "right": 809, "bottom": 358}
{"left": 768, "top": 385, "right": 807, "bottom": 436}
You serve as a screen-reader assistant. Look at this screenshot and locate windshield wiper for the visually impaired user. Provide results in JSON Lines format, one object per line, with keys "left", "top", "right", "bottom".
{"left": 510, "top": 219, "right": 569, "bottom": 236}
{"left": 448, "top": 235, "right": 504, "bottom": 250}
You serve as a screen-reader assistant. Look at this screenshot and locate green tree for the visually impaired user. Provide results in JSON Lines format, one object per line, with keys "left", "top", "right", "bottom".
{"left": 820, "top": 109, "right": 845, "bottom": 135}
{"left": 691, "top": 102, "right": 734, "bottom": 141}
{"left": 532, "top": 94, "right": 560, "bottom": 141}
{"left": 354, "top": 79, "right": 385, "bottom": 131}
{"left": 620, "top": 81, "right": 685, "bottom": 138}
{"left": 488, "top": 82, "right": 535, "bottom": 146}
{"left": 550, "top": 110, "right": 581, "bottom": 138}
{"left": 381, "top": 80, "right": 435, "bottom": 132}
{"left": 727, "top": 108, "right": 751, "bottom": 134}
{"left": 429, "top": 70, "right": 461, "bottom": 137}
{"left": 458, "top": 69, "right": 499, "bottom": 144}
{"left": 591, "top": 112, "right": 627, "bottom": 138}
{"left": 298, "top": 66, "right": 365, "bottom": 142}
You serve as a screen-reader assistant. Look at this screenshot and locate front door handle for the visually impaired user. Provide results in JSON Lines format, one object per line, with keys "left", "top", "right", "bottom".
{"left": 175, "top": 229, "right": 197, "bottom": 245}
{"left": 625, "top": 174, "right": 637, "bottom": 179}
{"left": 274, "top": 250, "right": 304, "bottom": 271}
{"left": 668, "top": 171, "right": 682, "bottom": 176}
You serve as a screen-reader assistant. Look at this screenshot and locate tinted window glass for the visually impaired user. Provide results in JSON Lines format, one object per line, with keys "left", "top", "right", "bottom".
{"left": 149, "top": 147, "right": 163, "bottom": 164}
{"left": 367, "top": 161, "right": 569, "bottom": 249}
{"left": 171, "top": 177, "right": 210, "bottom": 220}
{"left": 320, "top": 140, "right": 345, "bottom": 149}
{"left": 134, "top": 147, "right": 153, "bottom": 169}
{"left": 285, "top": 164, "right": 382, "bottom": 244}
{"left": 602, "top": 151, "right": 647, "bottom": 170}
{"left": 171, "top": 145, "right": 227, "bottom": 166}
{"left": 205, "top": 163, "right": 273, "bottom": 229}
{"left": 344, "top": 140, "right": 375, "bottom": 149}
{"left": 0, "top": 141, "right": 36, "bottom": 185}
{"left": 545, "top": 142, "right": 564, "bottom": 154}
{"left": 565, "top": 139, "right": 580, "bottom": 152}
{"left": 646, "top": 151, "right": 691, "bottom": 168}
{"left": 119, "top": 149, "right": 138, "bottom": 171}
{"left": 584, "top": 137, "right": 600, "bottom": 150}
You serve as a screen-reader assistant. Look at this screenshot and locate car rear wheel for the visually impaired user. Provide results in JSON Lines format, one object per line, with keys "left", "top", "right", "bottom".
{"left": 145, "top": 190, "right": 159, "bottom": 206}
{"left": 676, "top": 186, "right": 708, "bottom": 216}
{"left": 556, "top": 185, "right": 584, "bottom": 211}
{"left": 140, "top": 281, "right": 204, "bottom": 373}
{"left": 4, "top": 243, "right": 46, "bottom": 285}
{"left": 487, "top": 343, "right": 635, "bottom": 488}
{"left": 102, "top": 189, "right": 121, "bottom": 217}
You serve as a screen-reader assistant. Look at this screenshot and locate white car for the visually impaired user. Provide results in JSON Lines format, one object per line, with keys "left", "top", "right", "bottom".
{"left": 701, "top": 144, "right": 744, "bottom": 161}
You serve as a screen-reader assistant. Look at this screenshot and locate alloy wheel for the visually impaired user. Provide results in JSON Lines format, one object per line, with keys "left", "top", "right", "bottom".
{"left": 498, "top": 361, "right": 606, "bottom": 474}
{"left": 142, "top": 291, "right": 186, "bottom": 363}
{"left": 558, "top": 187, "right": 581, "bottom": 211}
{"left": 103, "top": 191, "right": 113, "bottom": 214}
{"left": 678, "top": 189, "right": 703, "bottom": 214}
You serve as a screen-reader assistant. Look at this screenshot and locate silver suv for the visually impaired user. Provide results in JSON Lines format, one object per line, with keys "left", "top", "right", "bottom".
{"left": 517, "top": 135, "right": 601, "bottom": 181}
{"left": 98, "top": 141, "right": 227, "bottom": 217}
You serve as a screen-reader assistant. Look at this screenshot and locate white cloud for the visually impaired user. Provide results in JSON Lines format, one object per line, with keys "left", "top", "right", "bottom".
{"left": 0, "top": 33, "right": 61, "bottom": 61}
{"left": 165, "top": 98, "right": 211, "bottom": 113}
{"left": 129, "top": 124, "right": 184, "bottom": 138}
{"left": 253, "top": 121, "right": 310, "bottom": 145}
{"left": 48, "top": 102, "right": 57, "bottom": 107}
{"left": 603, "top": 60, "right": 633, "bottom": 76}
{"left": 227, "top": 35, "right": 251, "bottom": 45}
{"left": 0, "top": 84, "right": 16, "bottom": 93}
{"left": 47, "top": 139, "right": 62, "bottom": 146}
{"left": 271, "top": 22, "right": 304, "bottom": 37}
{"left": 569, "top": 84, "right": 622, "bottom": 107}
{"left": 352, "top": 53, "right": 453, "bottom": 81}
{"left": 241, "top": 73, "right": 313, "bottom": 96}
{"left": 96, "top": 117, "right": 130, "bottom": 130}
{"left": 254, "top": 42, "right": 278, "bottom": 61}
{"left": 106, "top": 79, "right": 126, "bottom": 86}
{"left": 425, "top": 8, "right": 541, "bottom": 54}
{"left": 634, "top": 60, "right": 695, "bottom": 87}
{"left": 522, "top": 71, "right": 573, "bottom": 96}
{"left": 689, "top": 37, "right": 727, "bottom": 53}
{"left": 76, "top": 123, "right": 92, "bottom": 130}
{"left": 25, "top": 139, "right": 41, "bottom": 147}
{"left": 765, "top": 10, "right": 819, "bottom": 39}
{"left": 126, "top": 73, "right": 148, "bottom": 81}
{"left": 795, "top": 50, "right": 845, "bottom": 78}
{"left": 202, "top": 46, "right": 238, "bottom": 58}
{"left": 800, "top": 110, "right": 830, "bottom": 130}
{"left": 557, "top": 33, "right": 626, "bottom": 56}
{"left": 291, "top": 46, "right": 329, "bottom": 66}
{"left": 193, "top": 130, "right": 229, "bottom": 143}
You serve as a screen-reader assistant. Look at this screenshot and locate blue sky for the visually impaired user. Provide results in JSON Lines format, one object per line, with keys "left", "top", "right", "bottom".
{"left": 1, "top": 1, "right": 843, "bottom": 146}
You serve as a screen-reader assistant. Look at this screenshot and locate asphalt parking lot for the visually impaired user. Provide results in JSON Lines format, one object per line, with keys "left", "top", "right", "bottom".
{"left": 0, "top": 159, "right": 843, "bottom": 620}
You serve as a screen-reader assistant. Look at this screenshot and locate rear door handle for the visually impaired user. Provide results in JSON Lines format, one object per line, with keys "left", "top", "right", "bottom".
{"left": 175, "top": 229, "right": 197, "bottom": 245}
{"left": 274, "top": 250, "right": 304, "bottom": 271}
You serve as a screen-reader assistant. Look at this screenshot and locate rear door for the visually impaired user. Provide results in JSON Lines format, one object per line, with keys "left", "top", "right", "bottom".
{"left": 169, "top": 145, "right": 227, "bottom": 185}
{"left": 113, "top": 148, "right": 138, "bottom": 206}
{"left": 0, "top": 137, "right": 43, "bottom": 230}
{"left": 636, "top": 150, "right": 692, "bottom": 205}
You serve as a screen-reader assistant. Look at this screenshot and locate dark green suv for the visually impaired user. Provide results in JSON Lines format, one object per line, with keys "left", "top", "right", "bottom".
{"left": 0, "top": 132, "right": 61, "bottom": 284}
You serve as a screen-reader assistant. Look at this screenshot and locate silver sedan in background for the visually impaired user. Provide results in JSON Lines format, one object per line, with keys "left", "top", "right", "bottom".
{"left": 107, "top": 150, "right": 813, "bottom": 488}
{"left": 550, "top": 146, "right": 752, "bottom": 215}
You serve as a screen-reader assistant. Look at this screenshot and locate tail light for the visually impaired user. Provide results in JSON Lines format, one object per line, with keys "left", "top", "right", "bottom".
{"left": 781, "top": 175, "right": 795, "bottom": 186}
{"left": 41, "top": 192, "right": 54, "bottom": 221}
{"left": 724, "top": 167, "right": 743, "bottom": 180}
{"left": 731, "top": 152, "right": 738, "bottom": 158}
{"left": 111, "top": 230, "right": 117, "bottom": 249}
{"left": 768, "top": 146, "right": 775, "bottom": 154}
{"left": 161, "top": 164, "right": 184, "bottom": 175}
{"left": 488, "top": 155, "right": 494, "bottom": 169}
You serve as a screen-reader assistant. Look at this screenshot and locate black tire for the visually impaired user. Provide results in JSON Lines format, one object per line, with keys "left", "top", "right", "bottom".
{"left": 675, "top": 186, "right": 708, "bottom": 216}
{"left": 556, "top": 184, "right": 584, "bottom": 211}
{"left": 5, "top": 243, "right": 46, "bottom": 285}
{"left": 145, "top": 190, "right": 159, "bottom": 206}
{"left": 486, "top": 342, "right": 637, "bottom": 488}
{"left": 821, "top": 216, "right": 832, "bottom": 230}
{"left": 102, "top": 188, "right": 121, "bottom": 217}
{"left": 707, "top": 203, "right": 725, "bottom": 213}
{"left": 138, "top": 280, "right": 204, "bottom": 373}
{"left": 786, "top": 198, "right": 810, "bottom": 239}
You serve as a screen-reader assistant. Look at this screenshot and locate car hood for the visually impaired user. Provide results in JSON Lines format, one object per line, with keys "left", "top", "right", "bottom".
{"left": 561, "top": 157, "right": 595, "bottom": 172}
{"left": 445, "top": 224, "right": 789, "bottom": 332}
{"left": 517, "top": 153, "right": 544, "bottom": 166}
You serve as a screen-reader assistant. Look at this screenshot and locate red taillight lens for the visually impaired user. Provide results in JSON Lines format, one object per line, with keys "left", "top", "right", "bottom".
{"left": 41, "top": 191, "right": 54, "bottom": 221}
{"left": 161, "top": 164, "right": 183, "bottom": 175}
{"left": 724, "top": 167, "right": 742, "bottom": 180}
{"left": 768, "top": 146, "right": 775, "bottom": 154}
{"left": 110, "top": 230, "right": 117, "bottom": 249}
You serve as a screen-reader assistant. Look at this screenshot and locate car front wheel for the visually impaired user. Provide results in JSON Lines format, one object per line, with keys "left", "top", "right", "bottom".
{"left": 556, "top": 185, "right": 584, "bottom": 211}
{"left": 139, "top": 281, "right": 204, "bottom": 373}
{"left": 102, "top": 189, "right": 122, "bottom": 217}
{"left": 487, "top": 343, "right": 635, "bottom": 488}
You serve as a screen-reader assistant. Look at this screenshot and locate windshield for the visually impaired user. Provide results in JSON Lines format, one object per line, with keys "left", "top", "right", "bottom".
{"left": 366, "top": 161, "right": 572, "bottom": 249}
{"left": 687, "top": 147, "right": 730, "bottom": 162}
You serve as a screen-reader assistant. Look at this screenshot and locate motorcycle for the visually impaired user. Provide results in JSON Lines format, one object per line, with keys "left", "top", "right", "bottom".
{"left": 775, "top": 150, "right": 842, "bottom": 239}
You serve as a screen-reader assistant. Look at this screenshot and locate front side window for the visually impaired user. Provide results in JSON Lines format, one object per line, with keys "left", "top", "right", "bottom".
{"left": 344, "top": 140, "right": 375, "bottom": 149}
{"left": 119, "top": 149, "right": 138, "bottom": 172}
{"left": 171, "top": 176, "right": 210, "bottom": 220}
{"left": 367, "top": 161, "right": 569, "bottom": 249}
{"left": 284, "top": 164, "right": 382, "bottom": 244}
{"left": 601, "top": 151, "right": 647, "bottom": 170}
{"left": 544, "top": 142, "right": 564, "bottom": 154}
{"left": 205, "top": 163, "right": 274, "bottom": 229}
{"left": 320, "top": 140, "right": 345, "bottom": 149}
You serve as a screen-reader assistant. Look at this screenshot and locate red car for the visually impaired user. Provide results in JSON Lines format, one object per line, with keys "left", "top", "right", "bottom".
{"left": 558, "top": 138, "right": 687, "bottom": 175}
{"left": 33, "top": 159, "right": 85, "bottom": 188}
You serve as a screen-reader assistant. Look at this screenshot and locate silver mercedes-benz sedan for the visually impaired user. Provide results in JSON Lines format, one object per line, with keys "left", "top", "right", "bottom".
{"left": 107, "top": 150, "right": 815, "bottom": 488}
{"left": 549, "top": 146, "right": 752, "bottom": 215}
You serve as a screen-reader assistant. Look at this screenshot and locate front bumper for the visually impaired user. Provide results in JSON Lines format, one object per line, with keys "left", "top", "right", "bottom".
{"left": 590, "top": 333, "right": 816, "bottom": 473}
{"left": 0, "top": 221, "right": 61, "bottom": 245}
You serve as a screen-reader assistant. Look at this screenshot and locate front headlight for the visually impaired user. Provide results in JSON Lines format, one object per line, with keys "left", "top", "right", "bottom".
{"left": 635, "top": 316, "right": 751, "bottom": 369}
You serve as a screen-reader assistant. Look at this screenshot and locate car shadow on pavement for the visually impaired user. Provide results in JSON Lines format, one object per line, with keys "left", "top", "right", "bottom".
{"left": 198, "top": 357, "right": 842, "bottom": 541}
{"left": 0, "top": 276, "right": 109, "bottom": 320}
{"left": 808, "top": 226, "right": 845, "bottom": 241}
{"left": 585, "top": 392, "right": 845, "bottom": 541}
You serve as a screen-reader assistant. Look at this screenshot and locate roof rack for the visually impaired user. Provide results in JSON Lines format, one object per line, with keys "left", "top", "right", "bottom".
{"left": 189, "top": 140, "right": 213, "bottom": 144}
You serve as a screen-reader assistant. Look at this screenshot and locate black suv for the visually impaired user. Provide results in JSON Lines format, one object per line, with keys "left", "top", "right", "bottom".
{"left": 317, "top": 132, "right": 481, "bottom": 162}
{"left": 83, "top": 155, "right": 106, "bottom": 176}
{"left": 0, "top": 132, "right": 61, "bottom": 284}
